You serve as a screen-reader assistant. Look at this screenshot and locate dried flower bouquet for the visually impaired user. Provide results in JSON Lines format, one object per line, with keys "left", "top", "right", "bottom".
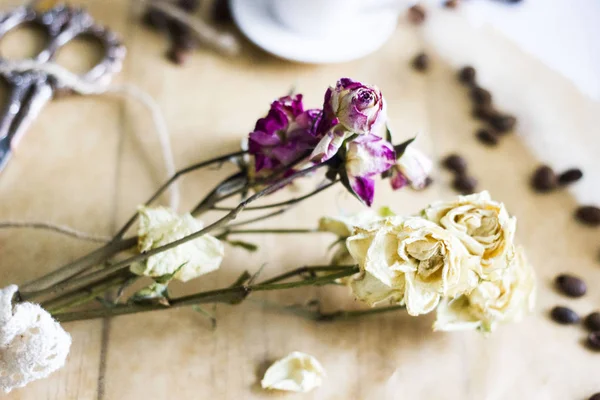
{"left": 0, "top": 78, "right": 535, "bottom": 393}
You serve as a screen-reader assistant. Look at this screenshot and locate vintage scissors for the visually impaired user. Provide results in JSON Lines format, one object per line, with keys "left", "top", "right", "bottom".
{"left": 0, "top": 4, "right": 126, "bottom": 173}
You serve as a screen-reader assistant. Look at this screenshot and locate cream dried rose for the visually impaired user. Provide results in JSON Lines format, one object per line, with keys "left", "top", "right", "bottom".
{"left": 130, "top": 206, "right": 224, "bottom": 282}
{"left": 434, "top": 247, "right": 536, "bottom": 333}
{"left": 423, "top": 191, "right": 516, "bottom": 279}
{"left": 347, "top": 216, "right": 476, "bottom": 316}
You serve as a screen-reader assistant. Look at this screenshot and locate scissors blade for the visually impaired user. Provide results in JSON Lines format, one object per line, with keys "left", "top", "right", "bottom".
{"left": 0, "top": 74, "right": 53, "bottom": 174}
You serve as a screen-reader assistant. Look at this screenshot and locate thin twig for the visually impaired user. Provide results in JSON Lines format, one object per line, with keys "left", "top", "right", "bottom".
{"left": 0, "top": 221, "right": 110, "bottom": 243}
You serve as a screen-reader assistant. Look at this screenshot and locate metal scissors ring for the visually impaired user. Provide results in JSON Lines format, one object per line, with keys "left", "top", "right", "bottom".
{"left": 0, "top": 4, "right": 126, "bottom": 173}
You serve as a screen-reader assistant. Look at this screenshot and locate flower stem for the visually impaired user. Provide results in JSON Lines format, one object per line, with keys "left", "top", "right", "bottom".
{"left": 52, "top": 265, "right": 358, "bottom": 322}
{"left": 113, "top": 150, "right": 248, "bottom": 240}
{"left": 31, "top": 164, "right": 327, "bottom": 303}
{"left": 221, "top": 228, "right": 319, "bottom": 235}
{"left": 211, "top": 180, "right": 338, "bottom": 212}
{"left": 18, "top": 236, "right": 137, "bottom": 297}
{"left": 43, "top": 272, "right": 131, "bottom": 313}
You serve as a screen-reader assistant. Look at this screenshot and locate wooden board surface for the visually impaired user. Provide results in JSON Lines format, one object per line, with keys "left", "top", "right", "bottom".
{"left": 0, "top": 1, "right": 599, "bottom": 399}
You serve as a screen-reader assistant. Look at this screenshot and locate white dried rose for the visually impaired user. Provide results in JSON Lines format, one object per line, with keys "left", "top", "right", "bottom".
{"left": 423, "top": 191, "right": 516, "bottom": 279}
{"left": 318, "top": 209, "right": 381, "bottom": 238}
{"left": 319, "top": 210, "right": 387, "bottom": 285}
{"left": 261, "top": 351, "right": 326, "bottom": 393}
{"left": 434, "top": 247, "right": 536, "bottom": 333}
{"left": 347, "top": 216, "right": 477, "bottom": 316}
{"left": 130, "top": 206, "right": 224, "bottom": 282}
{"left": 0, "top": 285, "right": 71, "bottom": 393}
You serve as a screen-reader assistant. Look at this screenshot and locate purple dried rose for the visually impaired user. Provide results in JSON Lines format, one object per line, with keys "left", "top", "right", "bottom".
{"left": 324, "top": 78, "right": 386, "bottom": 135}
{"left": 389, "top": 146, "right": 432, "bottom": 190}
{"left": 248, "top": 95, "right": 321, "bottom": 178}
{"left": 344, "top": 134, "right": 396, "bottom": 206}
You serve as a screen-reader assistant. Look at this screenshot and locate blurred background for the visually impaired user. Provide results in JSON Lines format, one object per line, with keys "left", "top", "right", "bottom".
{"left": 0, "top": 0, "right": 598, "bottom": 399}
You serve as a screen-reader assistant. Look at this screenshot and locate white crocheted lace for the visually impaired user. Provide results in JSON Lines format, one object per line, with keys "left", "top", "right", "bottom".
{"left": 0, "top": 285, "right": 71, "bottom": 393}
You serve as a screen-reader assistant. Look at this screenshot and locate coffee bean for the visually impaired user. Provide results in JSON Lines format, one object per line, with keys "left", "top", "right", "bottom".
{"left": 586, "top": 331, "right": 600, "bottom": 351}
{"left": 442, "top": 154, "right": 467, "bottom": 174}
{"left": 490, "top": 114, "right": 517, "bottom": 133}
{"left": 423, "top": 176, "right": 434, "bottom": 188}
{"left": 143, "top": 8, "right": 168, "bottom": 30}
{"left": 167, "top": 47, "right": 188, "bottom": 65}
{"left": 178, "top": 0, "right": 200, "bottom": 12}
{"left": 531, "top": 165, "right": 557, "bottom": 193}
{"left": 558, "top": 168, "right": 583, "bottom": 185}
{"left": 470, "top": 87, "right": 492, "bottom": 105}
{"left": 453, "top": 174, "right": 477, "bottom": 194}
{"left": 472, "top": 105, "right": 497, "bottom": 121}
{"left": 407, "top": 4, "right": 426, "bottom": 24}
{"left": 584, "top": 312, "right": 600, "bottom": 331}
{"left": 412, "top": 53, "right": 429, "bottom": 71}
{"left": 476, "top": 128, "right": 499, "bottom": 146}
{"left": 555, "top": 274, "right": 587, "bottom": 297}
{"left": 589, "top": 394, "right": 600, "bottom": 400}
{"left": 550, "top": 306, "right": 580, "bottom": 324}
{"left": 575, "top": 206, "right": 600, "bottom": 227}
{"left": 213, "top": 0, "right": 233, "bottom": 23}
{"left": 444, "top": 0, "right": 459, "bottom": 8}
{"left": 458, "top": 66, "right": 476, "bottom": 85}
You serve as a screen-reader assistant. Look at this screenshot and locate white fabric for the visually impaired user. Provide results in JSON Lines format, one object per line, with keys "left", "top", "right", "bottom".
{"left": 0, "top": 285, "right": 71, "bottom": 393}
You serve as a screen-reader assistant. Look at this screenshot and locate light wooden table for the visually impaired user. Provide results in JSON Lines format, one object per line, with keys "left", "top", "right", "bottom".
{"left": 1, "top": 1, "right": 599, "bottom": 399}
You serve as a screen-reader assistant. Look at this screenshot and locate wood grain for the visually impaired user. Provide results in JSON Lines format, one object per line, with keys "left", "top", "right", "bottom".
{"left": 1, "top": 1, "right": 599, "bottom": 399}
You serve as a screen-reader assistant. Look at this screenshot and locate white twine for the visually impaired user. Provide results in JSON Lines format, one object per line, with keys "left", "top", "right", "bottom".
{"left": 0, "top": 59, "right": 180, "bottom": 211}
{"left": 0, "top": 285, "right": 71, "bottom": 393}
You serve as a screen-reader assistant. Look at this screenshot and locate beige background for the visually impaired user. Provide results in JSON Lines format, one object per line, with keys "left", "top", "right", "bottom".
{"left": 0, "top": 1, "right": 599, "bottom": 399}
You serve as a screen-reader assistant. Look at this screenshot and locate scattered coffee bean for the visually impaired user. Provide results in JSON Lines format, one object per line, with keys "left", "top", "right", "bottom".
{"left": 143, "top": 8, "right": 168, "bottom": 30}
{"left": 442, "top": 154, "right": 467, "bottom": 174}
{"left": 550, "top": 306, "right": 580, "bottom": 324}
{"left": 458, "top": 66, "right": 476, "bottom": 85}
{"left": 453, "top": 174, "right": 477, "bottom": 194}
{"left": 472, "top": 105, "right": 496, "bottom": 121}
{"left": 586, "top": 331, "right": 600, "bottom": 351}
{"left": 424, "top": 176, "right": 434, "bottom": 188}
{"left": 555, "top": 274, "right": 587, "bottom": 298}
{"left": 530, "top": 165, "right": 557, "bottom": 193}
{"left": 412, "top": 53, "right": 429, "bottom": 71}
{"left": 476, "top": 128, "right": 499, "bottom": 146}
{"left": 213, "top": 0, "right": 233, "bottom": 23}
{"left": 444, "top": 0, "right": 459, "bottom": 8}
{"left": 589, "top": 394, "right": 600, "bottom": 400}
{"left": 167, "top": 47, "right": 188, "bottom": 65}
{"left": 489, "top": 114, "right": 517, "bottom": 133}
{"left": 575, "top": 206, "right": 600, "bottom": 227}
{"left": 178, "top": 0, "right": 200, "bottom": 12}
{"left": 407, "top": 4, "right": 427, "bottom": 24}
{"left": 584, "top": 312, "right": 600, "bottom": 332}
{"left": 470, "top": 86, "right": 492, "bottom": 106}
{"left": 558, "top": 168, "right": 583, "bottom": 185}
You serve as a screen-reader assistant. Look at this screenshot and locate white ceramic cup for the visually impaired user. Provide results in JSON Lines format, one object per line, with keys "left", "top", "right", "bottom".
{"left": 271, "top": 0, "right": 408, "bottom": 37}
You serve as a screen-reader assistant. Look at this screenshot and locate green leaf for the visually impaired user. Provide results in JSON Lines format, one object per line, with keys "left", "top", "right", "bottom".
{"left": 378, "top": 206, "right": 396, "bottom": 217}
{"left": 192, "top": 305, "right": 217, "bottom": 329}
{"left": 226, "top": 239, "right": 259, "bottom": 252}
{"left": 155, "top": 262, "right": 187, "bottom": 284}
{"left": 394, "top": 137, "right": 416, "bottom": 160}
{"left": 385, "top": 124, "right": 393, "bottom": 143}
{"left": 129, "top": 282, "right": 169, "bottom": 305}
